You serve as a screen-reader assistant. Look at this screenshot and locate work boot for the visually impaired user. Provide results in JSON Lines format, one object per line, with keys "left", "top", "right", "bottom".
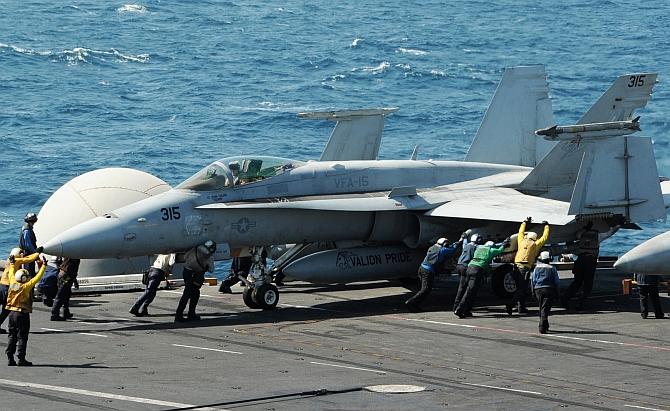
{"left": 405, "top": 301, "right": 420, "bottom": 313}
{"left": 140, "top": 307, "right": 149, "bottom": 317}
{"left": 517, "top": 305, "right": 529, "bottom": 315}
{"left": 7, "top": 355, "right": 16, "bottom": 366}
{"left": 174, "top": 314, "right": 187, "bottom": 323}
{"left": 129, "top": 307, "right": 140, "bottom": 317}
{"left": 464, "top": 311, "right": 473, "bottom": 318}
{"left": 50, "top": 315, "right": 65, "bottom": 321}
{"left": 64, "top": 310, "right": 73, "bottom": 319}
{"left": 641, "top": 312, "right": 648, "bottom": 319}
{"left": 539, "top": 326, "right": 548, "bottom": 334}
{"left": 17, "top": 358, "right": 33, "bottom": 367}
{"left": 218, "top": 284, "right": 232, "bottom": 294}
{"left": 187, "top": 314, "right": 201, "bottom": 321}
{"left": 43, "top": 299, "right": 54, "bottom": 307}
{"left": 505, "top": 304, "right": 513, "bottom": 316}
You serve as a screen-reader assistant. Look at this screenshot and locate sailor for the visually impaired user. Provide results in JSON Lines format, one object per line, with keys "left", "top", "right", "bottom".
{"left": 175, "top": 240, "right": 216, "bottom": 322}
{"left": 454, "top": 240, "right": 506, "bottom": 318}
{"left": 19, "top": 213, "right": 39, "bottom": 277}
{"left": 219, "top": 256, "right": 252, "bottom": 294}
{"left": 1, "top": 248, "right": 41, "bottom": 334}
{"left": 453, "top": 231, "right": 481, "bottom": 315}
{"left": 130, "top": 253, "right": 175, "bottom": 316}
{"left": 405, "top": 237, "right": 459, "bottom": 312}
{"left": 635, "top": 273, "right": 665, "bottom": 319}
{"left": 37, "top": 256, "right": 61, "bottom": 307}
{"left": 531, "top": 251, "right": 560, "bottom": 334}
{"left": 50, "top": 258, "right": 80, "bottom": 321}
{"left": 562, "top": 222, "right": 599, "bottom": 310}
{"left": 228, "top": 161, "right": 242, "bottom": 185}
{"left": 6, "top": 255, "right": 47, "bottom": 366}
{"left": 506, "top": 217, "right": 550, "bottom": 316}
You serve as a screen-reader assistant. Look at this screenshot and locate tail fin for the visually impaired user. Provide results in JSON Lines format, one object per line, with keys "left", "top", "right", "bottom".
{"left": 519, "top": 73, "right": 658, "bottom": 202}
{"left": 298, "top": 108, "right": 398, "bottom": 161}
{"left": 465, "top": 65, "right": 554, "bottom": 167}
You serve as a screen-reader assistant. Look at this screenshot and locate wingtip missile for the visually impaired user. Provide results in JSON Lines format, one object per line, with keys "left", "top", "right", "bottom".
{"left": 535, "top": 119, "right": 641, "bottom": 141}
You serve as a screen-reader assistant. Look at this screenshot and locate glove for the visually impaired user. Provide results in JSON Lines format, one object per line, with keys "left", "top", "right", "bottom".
{"left": 8, "top": 255, "right": 15, "bottom": 264}
{"left": 73, "top": 281, "right": 79, "bottom": 290}
{"left": 36, "top": 246, "right": 44, "bottom": 253}
{"left": 524, "top": 216, "right": 532, "bottom": 223}
{"left": 541, "top": 220, "right": 548, "bottom": 225}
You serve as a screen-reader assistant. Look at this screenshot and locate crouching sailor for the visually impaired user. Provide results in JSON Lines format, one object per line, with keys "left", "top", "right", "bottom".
{"left": 6, "top": 255, "right": 47, "bottom": 366}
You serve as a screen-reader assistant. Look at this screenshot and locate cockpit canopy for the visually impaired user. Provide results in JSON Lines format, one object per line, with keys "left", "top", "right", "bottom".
{"left": 176, "top": 156, "right": 305, "bottom": 191}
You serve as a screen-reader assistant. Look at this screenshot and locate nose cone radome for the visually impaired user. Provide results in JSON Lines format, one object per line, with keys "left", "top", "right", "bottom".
{"left": 42, "top": 216, "right": 124, "bottom": 259}
{"left": 614, "top": 231, "right": 670, "bottom": 275}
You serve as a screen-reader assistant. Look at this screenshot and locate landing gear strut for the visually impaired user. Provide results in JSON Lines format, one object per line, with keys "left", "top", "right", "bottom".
{"left": 240, "top": 246, "right": 279, "bottom": 310}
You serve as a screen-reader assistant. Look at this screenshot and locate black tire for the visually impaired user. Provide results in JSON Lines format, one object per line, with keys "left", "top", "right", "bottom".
{"left": 243, "top": 286, "right": 260, "bottom": 309}
{"left": 253, "top": 283, "right": 279, "bottom": 310}
{"left": 491, "top": 264, "right": 517, "bottom": 298}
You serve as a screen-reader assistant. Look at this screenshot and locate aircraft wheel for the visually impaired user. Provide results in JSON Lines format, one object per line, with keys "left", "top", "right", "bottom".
{"left": 242, "top": 286, "right": 260, "bottom": 309}
{"left": 491, "top": 264, "right": 517, "bottom": 298}
{"left": 253, "top": 283, "right": 279, "bottom": 310}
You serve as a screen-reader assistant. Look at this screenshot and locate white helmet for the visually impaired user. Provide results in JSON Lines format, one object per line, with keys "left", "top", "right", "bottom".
{"left": 15, "top": 269, "right": 29, "bottom": 283}
{"left": 436, "top": 237, "right": 447, "bottom": 246}
{"left": 525, "top": 232, "right": 538, "bottom": 241}
{"left": 484, "top": 241, "right": 495, "bottom": 247}
{"left": 204, "top": 240, "right": 217, "bottom": 254}
{"left": 539, "top": 251, "right": 551, "bottom": 262}
{"left": 470, "top": 234, "right": 479, "bottom": 242}
{"left": 9, "top": 248, "right": 23, "bottom": 258}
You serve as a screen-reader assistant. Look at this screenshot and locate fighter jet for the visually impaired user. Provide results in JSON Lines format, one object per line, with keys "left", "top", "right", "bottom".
{"left": 42, "top": 66, "right": 666, "bottom": 308}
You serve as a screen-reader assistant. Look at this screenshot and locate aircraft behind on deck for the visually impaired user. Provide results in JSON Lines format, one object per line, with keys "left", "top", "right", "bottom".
{"left": 41, "top": 66, "right": 666, "bottom": 308}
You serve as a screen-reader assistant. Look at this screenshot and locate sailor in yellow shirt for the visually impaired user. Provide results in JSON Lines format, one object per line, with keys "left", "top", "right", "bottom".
{"left": 5, "top": 254, "right": 46, "bottom": 366}
{"left": 1, "top": 249, "right": 41, "bottom": 334}
{"left": 506, "top": 217, "right": 550, "bottom": 315}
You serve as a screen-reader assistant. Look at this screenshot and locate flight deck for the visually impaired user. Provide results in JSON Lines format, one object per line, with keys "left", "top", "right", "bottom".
{"left": 1, "top": 270, "right": 668, "bottom": 411}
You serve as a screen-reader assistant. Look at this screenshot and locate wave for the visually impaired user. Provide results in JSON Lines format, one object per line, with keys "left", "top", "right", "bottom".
{"left": 117, "top": 4, "right": 147, "bottom": 13}
{"left": 352, "top": 61, "right": 390, "bottom": 74}
{"left": 396, "top": 47, "right": 428, "bottom": 56}
{"left": 0, "top": 43, "right": 149, "bottom": 65}
{"left": 350, "top": 38, "right": 363, "bottom": 48}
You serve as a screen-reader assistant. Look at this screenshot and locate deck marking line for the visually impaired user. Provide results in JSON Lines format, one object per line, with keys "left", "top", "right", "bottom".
{"left": 309, "top": 361, "right": 386, "bottom": 374}
{"left": 624, "top": 405, "right": 667, "bottom": 411}
{"left": 172, "top": 343, "right": 243, "bottom": 355}
{"left": 280, "top": 303, "right": 332, "bottom": 312}
{"left": 463, "top": 382, "right": 542, "bottom": 395}
{"left": 78, "top": 332, "right": 109, "bottom": 338}
{"left": 40, "top": 328, "right": 65, "bottom": 332}
{"left": 0, "top": 378, "right": 223, "bottom": 410}
{"left": 406, "top": 318, "right": 670, "bottom": 352}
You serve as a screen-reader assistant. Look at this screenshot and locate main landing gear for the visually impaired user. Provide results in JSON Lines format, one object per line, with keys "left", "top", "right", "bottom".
{"left": 239, "top": 246, "right": 279, "bottom": 310}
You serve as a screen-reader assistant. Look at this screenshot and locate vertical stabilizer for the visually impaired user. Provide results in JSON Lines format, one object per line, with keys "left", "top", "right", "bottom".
{"left": 465, "top": 65, "right": 555, "bottom": 166}
{"left": 519, "top": 73, "right": 658, "bottom": 201}
{"left": 299, "top": 108, "right": 398, "bottom": 161}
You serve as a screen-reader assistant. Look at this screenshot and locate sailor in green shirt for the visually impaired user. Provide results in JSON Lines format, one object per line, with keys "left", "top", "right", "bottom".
{"left": 454, "top": 240, "right": 506, "bottom": 318}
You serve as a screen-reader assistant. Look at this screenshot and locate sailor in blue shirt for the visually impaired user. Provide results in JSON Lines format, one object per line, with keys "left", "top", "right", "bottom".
{"left": 531, "top": 251, "right": 560, "bottom": 334}
{"left": 19, "top": 213, "right": 39, "bottom": 277}
{"left": 405, "top": 237, "right": 459, "bottom": 312}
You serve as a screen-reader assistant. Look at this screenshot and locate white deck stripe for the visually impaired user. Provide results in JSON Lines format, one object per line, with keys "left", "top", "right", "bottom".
{"left": 463, "top": 382, "right": 542, "bottom": 395}
{"left": 40, "top": 328, "right": 65, "bottom": 332}
{"left": 309, "top": 361, "right": 386, "bottom": 374}
{"left": 172, "top": 343, "right": 243, "bottom": 355}
{"left": 624, "top": 405, "right": 667, "bottom": 411}
{"left": 78, "top": 332, "right": 109, "bottom": 338}
{"left": 0, "top": 378, "right": 222, "bottom": 410}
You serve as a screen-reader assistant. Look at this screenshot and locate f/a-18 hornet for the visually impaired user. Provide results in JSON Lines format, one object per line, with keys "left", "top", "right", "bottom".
{"left": 43, "top": 66, "right": 666, "bottom": 309}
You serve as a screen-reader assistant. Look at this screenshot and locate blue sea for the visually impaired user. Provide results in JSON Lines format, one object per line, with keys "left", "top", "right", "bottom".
{"left": 2, "top": 0, "right": 670, "bottom": 268}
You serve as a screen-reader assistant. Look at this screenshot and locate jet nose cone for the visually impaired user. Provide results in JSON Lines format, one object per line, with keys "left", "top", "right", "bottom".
{"left": 41, "top": 216, "right": 124, "bottom": 259}
{"left": 614, "top": 231, "right": 670, "bottom": 275}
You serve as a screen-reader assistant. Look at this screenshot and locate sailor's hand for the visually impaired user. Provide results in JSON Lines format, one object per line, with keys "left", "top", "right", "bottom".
{"left": 36, "top": 246, "right": 44, "bottom": 254}
{"left": 8, "top": 255, "right": 15, "bottom": 264}
{"left": 524, "top": 216, "right": 532, "bottom": 223}
{"left": 542, "top": 220, "right": 548, "bottom": 225}
{"left": 36, "top": 258, "right": 43, "bottom": 268}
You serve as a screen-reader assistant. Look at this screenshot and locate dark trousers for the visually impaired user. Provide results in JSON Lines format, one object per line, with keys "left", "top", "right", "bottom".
{"left": 405, "top": 267, "right": 434, "bottom": 308}
{"left": 6, "top": 311, "right": 30, "bottom": 359}
{"left": 453, "top": 265, "right": 468, "bottom": 311}
{"left": 176, "top": 268, "right": 202, "bottom": 318}
{"left": 563, "top": 254, "right": 597, "bottom": 307}
{"left": 455, "top": 265, "right": 485, "bottom": 315}
{"left": 534, "top": 287, "right": 556, "bottom": 332}
{"left": 219, "top": 273, "right": 241, "bottom": 290}
{"left": 639, "top": 284, "right": 664, "bottom": 318}
{"left": 0, "top": 285, "right": 9, "bottom": 327}
{"left": 52, "top": 281, "right": 73, "bottom": 317}
{"left": 510, "top": 264, "right": 530, "bottom": 310}
{"left": 131, "top": 268, "right": 165, "bottom": 312}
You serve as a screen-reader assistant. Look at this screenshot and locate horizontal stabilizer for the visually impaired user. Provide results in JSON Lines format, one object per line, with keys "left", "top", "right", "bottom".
{"left": 299, "top": 108, "right": 398, "bottom": 161}
{"left": 568, "top": 136, "right": 665, "bottom": 222}
{"left": 579, "top": 73, "right": 657, "bottom": 124}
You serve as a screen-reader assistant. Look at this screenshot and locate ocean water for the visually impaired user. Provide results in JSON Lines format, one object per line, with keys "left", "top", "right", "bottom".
{"left": 2, "top": 0, "right": 670, "bottom": 265}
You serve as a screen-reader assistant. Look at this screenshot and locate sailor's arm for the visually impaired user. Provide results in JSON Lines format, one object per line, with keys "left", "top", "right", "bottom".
{"left": 26, "top": 258, "right": 47, "bottom": 288}
{"left": 536, "top": 223, "right": 550, "bottom": 248}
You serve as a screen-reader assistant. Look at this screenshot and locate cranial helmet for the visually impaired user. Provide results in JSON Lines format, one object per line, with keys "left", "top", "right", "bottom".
{"left": 228, "top": 161, "right": 240, "bottom": 172}
{"left": 539, "top": 251, "right": 551, "bottom": 262}
{"left": 204, "top": 240, "right": 217, "bottom": 254}
{"left": 436, "top": 238, "right": 447, "bottom": 246}
{"left": 24, "top": 213, "right": 38, "bottom": 223}
{"left": 484, "top": 241, "right": 495, "bottom": 247}
{"left": 470, "top": 234, "right": 479, "bottom": 243}
{"left": 15, "top": 269, "right": 29, "bottom": 283}
{"left": 525, "top": 232, "right": 538, "bottom": 241}
{"left": 9, "top": 248, "right": 24, "bottom": 258}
